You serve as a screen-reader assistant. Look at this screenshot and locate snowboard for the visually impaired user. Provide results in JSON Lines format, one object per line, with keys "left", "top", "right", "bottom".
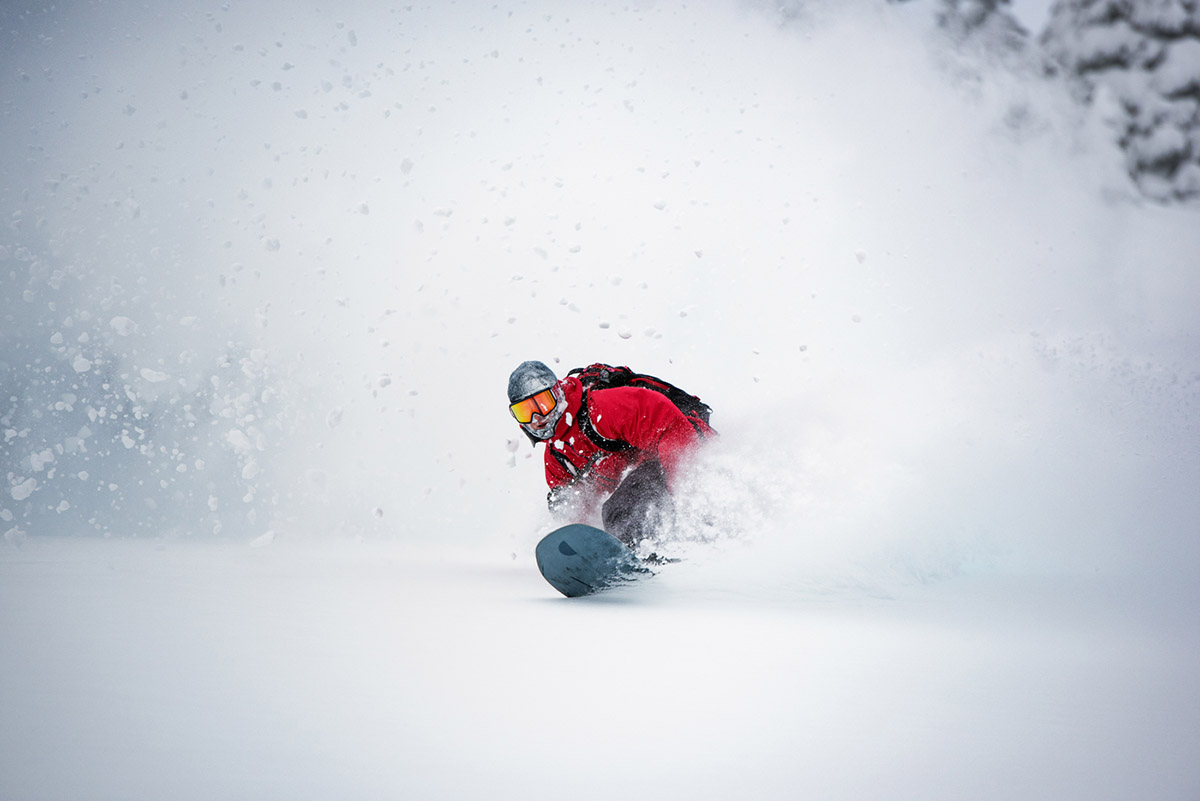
{"left": 535, "top": 523, "right": 650, "bottom": 597}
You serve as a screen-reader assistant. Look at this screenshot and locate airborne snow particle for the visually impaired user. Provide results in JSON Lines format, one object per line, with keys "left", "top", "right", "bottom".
{"left": 110, "top": 316, "right": 138, "bottom": 336}
{"left": 31, "top": 450, "right": 54, "bottom": 472}
{"left": 140, "top": 368, "right": 169, "bottom": 383}
{"left": 72, "top": 355, "right": 92, "bottom": 373}
{"left": 225, "top": 430, "right": 254, "bottom": 454}
{"left": 10, "top": 478, "right": 36, "bottom": 501}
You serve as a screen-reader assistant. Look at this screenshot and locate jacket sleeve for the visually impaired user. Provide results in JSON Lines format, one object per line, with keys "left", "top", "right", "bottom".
{"left": 544, "top": 445, "right": 609, "bottom": 517}
{"left": 588, "top": 387, "right": 704, "bottom": 489}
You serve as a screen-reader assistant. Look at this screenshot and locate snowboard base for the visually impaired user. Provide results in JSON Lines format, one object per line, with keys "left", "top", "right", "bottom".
{"left": 535, "top": 524, "right": 649, "bottom": 597}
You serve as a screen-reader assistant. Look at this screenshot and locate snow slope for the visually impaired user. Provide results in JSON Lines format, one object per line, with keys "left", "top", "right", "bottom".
{"left": 1, "top": 537, "right": 1196, "bottom": 801}
{"left": 2, "top": 1, "right": 1198, "bottom": 799}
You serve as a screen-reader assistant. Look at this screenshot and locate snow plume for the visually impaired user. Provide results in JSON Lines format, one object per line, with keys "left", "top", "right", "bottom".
{"left": 2, "top": 0, "right": 1198, "bottom": 587}
{"left": 0, "top": 247, "right": 295, "bottom": 536}
{"left": 669, "top": 318, "right": 1200, "bottom": 598}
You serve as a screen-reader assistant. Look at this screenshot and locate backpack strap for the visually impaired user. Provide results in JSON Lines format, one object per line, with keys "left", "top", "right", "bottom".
{"left": 576, "top": 390, "right": 635, "bottom": 453}
{"left": 548, "top": 447, "right": 579, "bottom": 478}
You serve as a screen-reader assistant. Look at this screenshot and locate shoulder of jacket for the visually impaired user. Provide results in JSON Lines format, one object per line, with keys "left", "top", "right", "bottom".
{"left": 588, "top": 384, "right": 673, "bottom": 410}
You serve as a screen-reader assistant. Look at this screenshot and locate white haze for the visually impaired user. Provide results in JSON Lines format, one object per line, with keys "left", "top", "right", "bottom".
{"left": 1, "top": 1, "right": 1198, "bottom": 799}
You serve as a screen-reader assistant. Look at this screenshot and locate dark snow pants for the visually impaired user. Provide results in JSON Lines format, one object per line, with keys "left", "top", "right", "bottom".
{"left": 601, "top": 459, "right": 674, "bottom": 547}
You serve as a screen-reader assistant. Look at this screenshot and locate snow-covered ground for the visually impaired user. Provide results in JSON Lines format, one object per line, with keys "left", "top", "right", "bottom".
{"left": 2, "top": 1, "right": 1198, "bottom": 799}
{"left": 1, "top": 537, "right": 1197, "bottom": 801}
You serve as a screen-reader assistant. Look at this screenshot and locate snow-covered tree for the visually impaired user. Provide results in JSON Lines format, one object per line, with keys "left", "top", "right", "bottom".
{"left": 1042, "top": 0, "right": 1200, "bottom": 202}
{"left": 937, "top": 0, "right": 1029, "bottom": 53}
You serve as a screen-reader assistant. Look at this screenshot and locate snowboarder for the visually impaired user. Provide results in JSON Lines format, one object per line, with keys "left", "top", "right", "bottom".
{"left": 507, "top": 360, "right": 714, "bottom": 548}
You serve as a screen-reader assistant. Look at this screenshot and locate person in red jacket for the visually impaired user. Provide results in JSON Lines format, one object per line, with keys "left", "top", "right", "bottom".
{"left": 507, "top": 360, "right": 713, "bottom": 548}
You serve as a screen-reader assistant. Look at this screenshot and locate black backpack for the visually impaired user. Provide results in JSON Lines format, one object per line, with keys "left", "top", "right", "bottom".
{"left": 567, "top": 363, "right": 713, "bottom": 452}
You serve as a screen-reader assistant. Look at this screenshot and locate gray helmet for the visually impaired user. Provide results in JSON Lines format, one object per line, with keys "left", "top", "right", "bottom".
{"left": 508, "top": 360, "right": 565, "bottom": 442}
{"left": 507, "top": 360, "right": 558, "bottom": 403}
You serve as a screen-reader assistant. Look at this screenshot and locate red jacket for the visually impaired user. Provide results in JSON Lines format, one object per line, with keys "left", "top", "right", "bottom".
{"left": 542, "top": 375, "right": 713, "bottom": 499}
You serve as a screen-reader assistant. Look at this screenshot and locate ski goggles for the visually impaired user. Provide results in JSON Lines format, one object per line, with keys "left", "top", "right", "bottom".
{"left": 509, "top": 388, "right": 558, "bottom": 424}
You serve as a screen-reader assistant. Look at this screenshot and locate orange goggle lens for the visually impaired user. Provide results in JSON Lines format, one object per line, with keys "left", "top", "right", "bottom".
{"left": 510, "top": 389, "right": 557, "bottom": 424}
